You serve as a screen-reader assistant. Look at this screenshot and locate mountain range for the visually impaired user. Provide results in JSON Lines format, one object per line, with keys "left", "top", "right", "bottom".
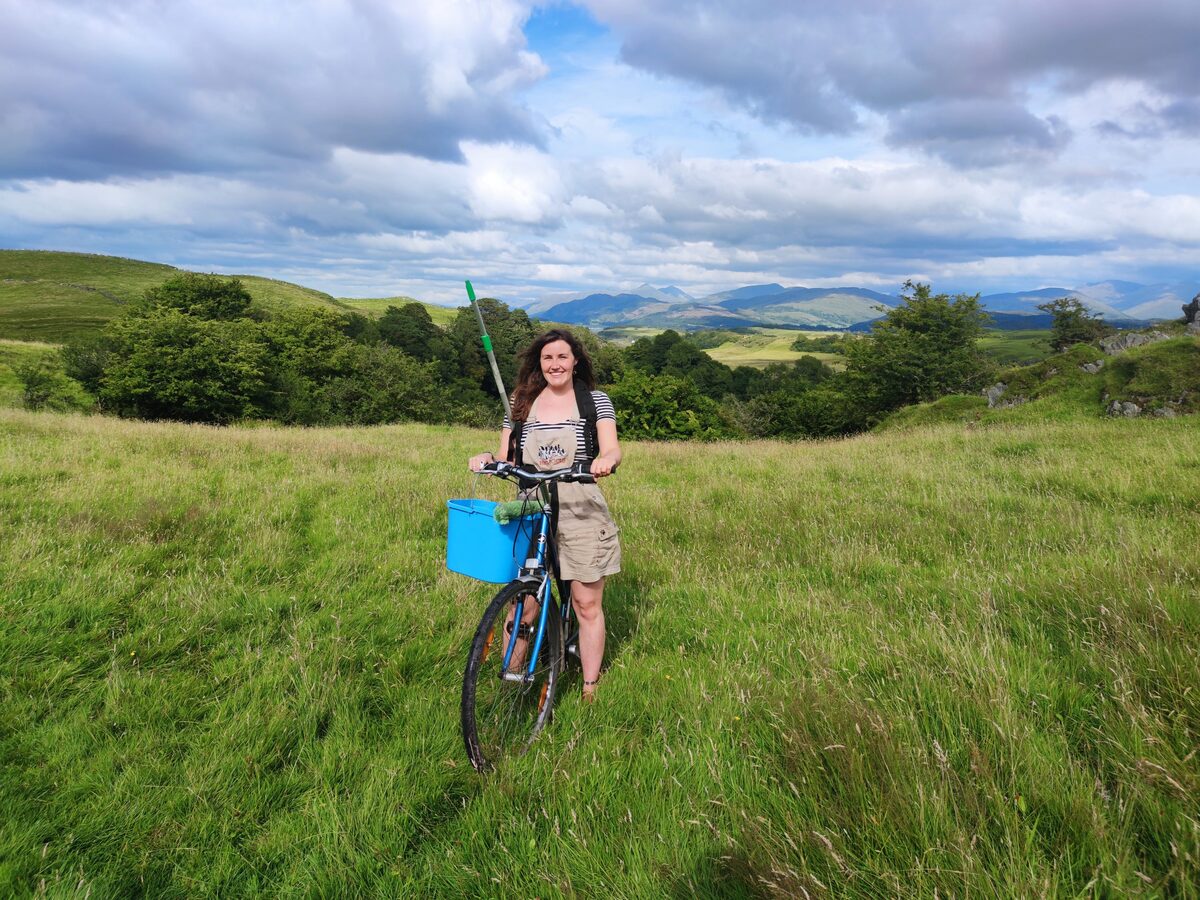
{"left": 526, "top": 279, "right": 1199, "bottom": 331}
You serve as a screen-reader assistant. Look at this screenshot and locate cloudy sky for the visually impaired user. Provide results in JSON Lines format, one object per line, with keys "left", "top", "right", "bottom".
{"left": 1, "top": 0, "right": 1198, "bottom": 304}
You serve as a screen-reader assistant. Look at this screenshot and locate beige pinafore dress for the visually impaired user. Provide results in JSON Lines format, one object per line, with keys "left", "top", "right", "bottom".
{"left": 522, "top": 395, "right": 621, "bottom": 583}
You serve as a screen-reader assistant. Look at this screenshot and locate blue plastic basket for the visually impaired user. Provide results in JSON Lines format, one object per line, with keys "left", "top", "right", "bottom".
{"left": 445, "top": 499, "right": 528, "bottom": 584}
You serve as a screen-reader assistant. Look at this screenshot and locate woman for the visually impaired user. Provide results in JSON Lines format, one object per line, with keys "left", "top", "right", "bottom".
{"left": 469, "top": 329, "right": 621, "bottom": 702}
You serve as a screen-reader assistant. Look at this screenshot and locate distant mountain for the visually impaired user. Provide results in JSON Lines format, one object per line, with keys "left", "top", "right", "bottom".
{"left": 714, "top": 286, "right": 898, "bottom": 328}
{"left": 979, "top": 288, "right": 1136, "bottom": 322}
{"left": 541, "top": 283, "right": 902, "bottom": 329}
{"left": 1102, "top": 282, "right": 1199, "bottom": 320}
{"left": 541, "top": 292, "right": 677, "bottom": 325}
{"left": 658, "top": 285, "right": 696, "bottom": 301}
{"left": 1078, "top": 281, "right": 1147, "bottom": 308}
{"left": 701, "top": 283, "right": 787, "bottom": 304}
{"left": 634, "top": 283, "right": 696, "bottom": 303}
{"left": 534, "top": 279, "right": 1189, "bottom": 331}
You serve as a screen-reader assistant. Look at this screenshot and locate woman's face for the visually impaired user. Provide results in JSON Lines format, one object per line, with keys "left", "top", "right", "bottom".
{"left": 540, "top": 339, "right": 575, "bottom": 389}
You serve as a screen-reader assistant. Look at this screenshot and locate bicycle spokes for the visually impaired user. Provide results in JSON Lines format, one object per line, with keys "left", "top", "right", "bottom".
{"left": 462, "top": 581, "right": 562, "bottom": 772}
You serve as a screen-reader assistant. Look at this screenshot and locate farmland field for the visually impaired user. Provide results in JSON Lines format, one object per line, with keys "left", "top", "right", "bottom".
{"left": 600, "top": 326, "right": 846, "bottom": 369}
{"left": 2, "top": 406, "right": 1197, "bottom": 896}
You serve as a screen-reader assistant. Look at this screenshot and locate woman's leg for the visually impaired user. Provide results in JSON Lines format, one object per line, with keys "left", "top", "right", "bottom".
{"left": 504, "top": 595, "right": 540, "bottom": 672}
{"left": 572, "top": 577, "right": 605, "bottom": 695}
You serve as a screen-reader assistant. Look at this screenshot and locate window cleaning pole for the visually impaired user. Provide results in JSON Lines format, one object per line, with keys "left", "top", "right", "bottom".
{"left": 465, "top": 280, "right": 512, "bottom": 423}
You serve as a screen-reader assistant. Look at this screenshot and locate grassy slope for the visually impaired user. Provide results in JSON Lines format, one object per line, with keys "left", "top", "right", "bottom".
{"left": 337, "top": 297, "right": 458, "bottom": 326}
{"left": 2, "top": 410, "right": 1197, "bottom": 897}
{"left": 0, "top": 251, "right": 349, "bottom": 342}
{"left": 977, "top": 329, "right": 1053, "bottom": 365}
{"left": 880, "top": 335, "right": 1200, "bottom": 433}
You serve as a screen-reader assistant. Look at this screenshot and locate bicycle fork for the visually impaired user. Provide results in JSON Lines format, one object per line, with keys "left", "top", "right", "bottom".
{"left": 500, "top": 503, "right": 555, "bottom": 684}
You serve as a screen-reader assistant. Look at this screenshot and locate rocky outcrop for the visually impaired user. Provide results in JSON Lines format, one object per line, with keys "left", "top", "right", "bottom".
{"left": 1080, "top": 361, "right": 1104, "bottom": 374}
{"left": 1183, "top": 292, "right": 1199, "bottom": 325}
{"left": 1100, "top": 331, "right": 1170, "bottom": 355}
{"left": 1107, "top": 400, "right": 1142, "bottom": 417}
{"left": 1188, "top": 320, "right": 1200, "bottom": 336}
{"left": 983, "top": 382, "right": 1026, "bottom": 409}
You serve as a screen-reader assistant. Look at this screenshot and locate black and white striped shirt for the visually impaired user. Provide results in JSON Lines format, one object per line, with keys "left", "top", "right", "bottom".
{"left": 503, "top": 390, "right": 615, "bottom": 463}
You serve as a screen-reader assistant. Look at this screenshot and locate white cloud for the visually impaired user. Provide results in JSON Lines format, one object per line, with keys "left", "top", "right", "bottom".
{"left": 463, "top": 142, "right": 566, "bottom": 223}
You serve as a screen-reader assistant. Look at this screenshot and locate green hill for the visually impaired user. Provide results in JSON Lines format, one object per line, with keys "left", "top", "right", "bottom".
{"left": 1, "top": 408, "right": 1197, "bottom": 895}
{"left": 0, "top": 250, "right": 371, "bottom": 343}
{"left": 879, "top": 331, "right": 1200, "bottom": 430}
{"left": 338, "top": 296, "right": 459, "bottom": 326}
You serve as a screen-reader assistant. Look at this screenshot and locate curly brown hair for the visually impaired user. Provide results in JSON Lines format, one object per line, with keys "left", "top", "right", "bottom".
{"left": 510, "top": 328, "right": 596, "bottom": 424}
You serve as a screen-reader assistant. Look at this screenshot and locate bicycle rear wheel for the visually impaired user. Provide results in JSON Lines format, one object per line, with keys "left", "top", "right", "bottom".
{"left": 461, "top": 580, "right": 562, "bottom": 772}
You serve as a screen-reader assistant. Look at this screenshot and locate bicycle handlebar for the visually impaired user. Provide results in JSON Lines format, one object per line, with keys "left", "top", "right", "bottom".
{"left": 479, "top": 460, "right": 597, "bottom": 487}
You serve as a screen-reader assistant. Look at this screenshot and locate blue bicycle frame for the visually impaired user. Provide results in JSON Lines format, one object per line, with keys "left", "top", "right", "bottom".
{"left": 498, "top": 490, "right": 568, "bottom": 683}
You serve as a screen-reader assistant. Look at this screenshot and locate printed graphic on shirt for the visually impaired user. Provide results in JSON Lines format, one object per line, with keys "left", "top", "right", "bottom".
{"left": 537, "top": 441, "right": 568, "bottom": 468}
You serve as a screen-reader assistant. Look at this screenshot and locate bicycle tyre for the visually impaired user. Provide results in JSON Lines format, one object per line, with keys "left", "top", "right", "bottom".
{"left": 461, "top": 580, "right": 562, "bottom": 772}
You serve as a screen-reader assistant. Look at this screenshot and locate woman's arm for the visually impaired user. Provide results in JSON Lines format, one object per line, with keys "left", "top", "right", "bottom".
{"left": 591, "top": 419, "right": 621, "bottom": 477}
{"left": 468, "top": 426, "right": 511, "bottom": 472}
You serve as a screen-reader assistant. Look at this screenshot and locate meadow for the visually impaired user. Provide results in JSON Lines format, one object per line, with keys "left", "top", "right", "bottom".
{"left": 701, "top": 329, "right": 844, "bottom": 370}
{"left": 2, "top": 405, "right": 1197, "bottom": 897}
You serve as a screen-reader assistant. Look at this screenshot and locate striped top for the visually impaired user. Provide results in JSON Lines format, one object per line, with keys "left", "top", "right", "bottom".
{"left": 503, "top": 390, "right": 615, "bottom": 463}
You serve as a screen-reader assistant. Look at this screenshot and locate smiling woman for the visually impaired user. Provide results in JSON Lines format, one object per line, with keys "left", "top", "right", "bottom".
{"left": 468, "top": 328, "right": 622, "bottom": 702}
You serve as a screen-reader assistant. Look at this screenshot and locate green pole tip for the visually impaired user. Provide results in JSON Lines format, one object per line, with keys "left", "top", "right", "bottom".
{"left": 465, "top": 280, "right": 477, "bottom": 303}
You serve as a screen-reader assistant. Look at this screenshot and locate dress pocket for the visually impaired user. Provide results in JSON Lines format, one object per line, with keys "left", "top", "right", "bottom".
{"left": 593, "top": 523, "right": 620, "bottom": 567}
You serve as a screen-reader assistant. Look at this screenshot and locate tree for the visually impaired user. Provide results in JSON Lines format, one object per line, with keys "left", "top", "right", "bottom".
{"left": 1037, "top": 297, "right": 1114, "bottom": 351}
{"left": 99, "top": 310, "right": 271, "bottom": 423}
{"left": 98, "top": 273, "right": 272, "bottom": 422}
{"left": 605, "top": 370, "right": 730, "bottom": 440}
{"left": 320, "top": 344, "right": 449, "bottom": 425}
{"left": 662, "top": 339, "right": 733, "bottom": 398}
{"left": 260, "top": 307, "right": 359, "bottom": 424}
{"left": 841, "top": 281, "right": 992, "bottom": 418}
{"left": 378, "top": 303, "right": 450, "bottom": 362}
{"left": 60, "top": 334, "right": 113, "bottom": 395}
{"left": 138, "top": 273, "right": 253, "bottom": 320}
{"left": 447, "top": 299, "right": 538, "bottom": 399}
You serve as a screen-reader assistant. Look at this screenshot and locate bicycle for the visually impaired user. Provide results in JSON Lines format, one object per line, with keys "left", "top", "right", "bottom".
{"left": 460, "top": 460, "right": 595, "bottom": 773}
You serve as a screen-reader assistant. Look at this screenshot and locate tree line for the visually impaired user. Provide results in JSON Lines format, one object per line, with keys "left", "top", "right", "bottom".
{"left": 21, "top": 274, "right": 1106, "bottom": 439}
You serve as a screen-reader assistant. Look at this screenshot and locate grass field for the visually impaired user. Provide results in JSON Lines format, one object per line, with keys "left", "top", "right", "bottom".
{"left": 598, "top": 326, "right": 848, "bottom": 370}
{"left": 702, "top": 328, "right": 844, "bottom": 369}
{"left": 2, "top": 404, "right": 1197, "bottom": 896}
{"left": 978, "top": 329, "right": 1054, "bottom": 366}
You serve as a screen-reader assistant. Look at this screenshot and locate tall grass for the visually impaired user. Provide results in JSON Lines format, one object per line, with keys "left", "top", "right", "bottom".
{"left": 1, "top": 408, "right": 1197, "bottom": 896}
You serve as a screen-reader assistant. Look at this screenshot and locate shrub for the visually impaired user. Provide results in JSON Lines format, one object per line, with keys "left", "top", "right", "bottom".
{"left": 99, "top": 310, "right": 271, "bottom": 423}
{"left": 843, "top": 281, "right": 992, "bottom": 417}
{"left": 1037, "top": 297, "right": 1114, "bottom": 351}
{"left": 16, "top": 359, "right": 92, "bottom": 412}
{"left": 606, "top": 370, "right": 730, "bottom": 440}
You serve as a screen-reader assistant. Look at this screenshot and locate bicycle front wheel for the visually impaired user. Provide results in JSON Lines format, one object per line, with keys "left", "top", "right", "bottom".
{"left": 461, "top": 580, "right": 562, "bottom": 772}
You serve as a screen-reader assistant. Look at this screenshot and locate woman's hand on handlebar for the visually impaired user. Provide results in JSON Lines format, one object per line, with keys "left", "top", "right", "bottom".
{"left": 590, "top": 454, "right": 618, "bottom": 478}
{"left": 468, "top": 451, "right": 495, "bottom": 473}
